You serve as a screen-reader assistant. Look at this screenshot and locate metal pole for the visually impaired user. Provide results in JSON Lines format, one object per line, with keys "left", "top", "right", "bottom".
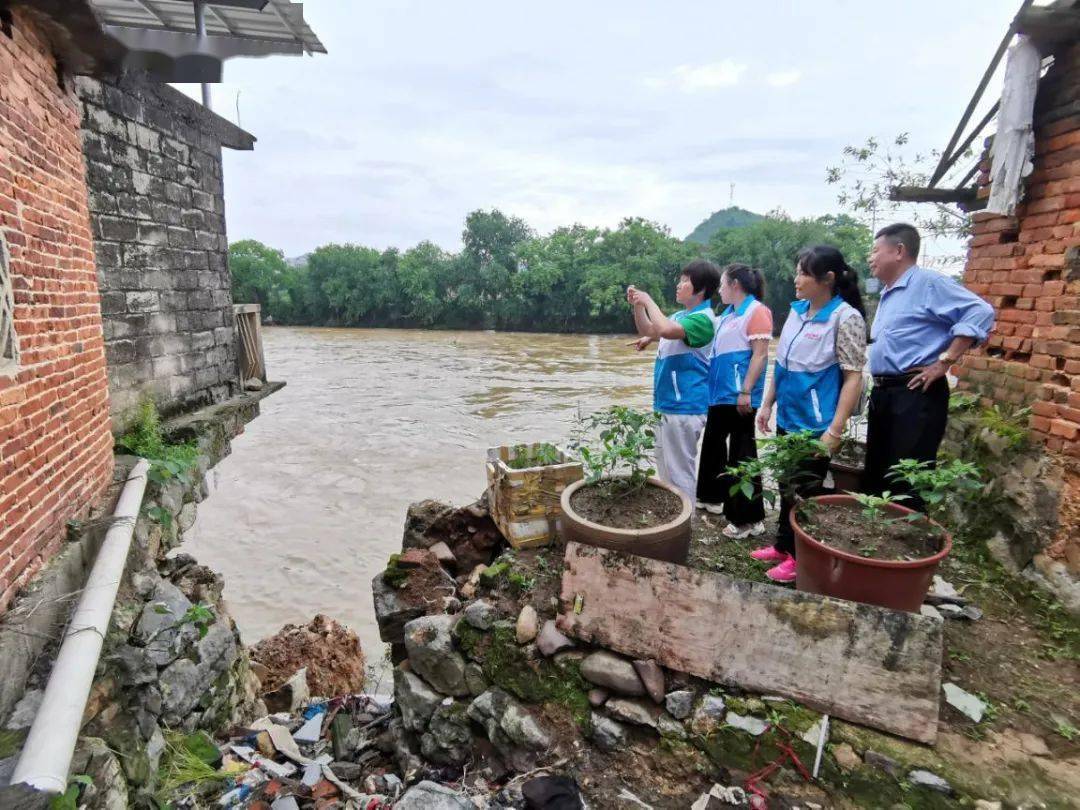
{"left": 194, "top": 0, "right": 212, "bottom": 109}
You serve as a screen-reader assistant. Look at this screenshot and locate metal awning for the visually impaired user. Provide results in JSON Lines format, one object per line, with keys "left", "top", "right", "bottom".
{"left": 87, "top": 0, "right": 326, "bottom": 55}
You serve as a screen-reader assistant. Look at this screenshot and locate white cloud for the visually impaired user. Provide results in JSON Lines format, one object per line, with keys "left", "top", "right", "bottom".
{"left": 646, "top": 60, "right": 748, "bottom": 92}
{"left": 766, "top": 69, "right": 803, "bottom": 87}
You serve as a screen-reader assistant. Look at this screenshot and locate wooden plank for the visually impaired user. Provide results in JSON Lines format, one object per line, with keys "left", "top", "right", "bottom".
{"left": 557, "top": 542, "right": 942, "bottom": 743}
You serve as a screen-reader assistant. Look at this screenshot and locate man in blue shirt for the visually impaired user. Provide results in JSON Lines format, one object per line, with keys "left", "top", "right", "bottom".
{"left": 864, "top": 223, "right": 996, "bottom": 510}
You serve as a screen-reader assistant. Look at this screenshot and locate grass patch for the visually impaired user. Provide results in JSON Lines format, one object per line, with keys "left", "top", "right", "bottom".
{"left": 117, "top": 399, "right": 200, "bottom": 487}
{"left": 156, "top": 731, "right": 230, "bottom": 803}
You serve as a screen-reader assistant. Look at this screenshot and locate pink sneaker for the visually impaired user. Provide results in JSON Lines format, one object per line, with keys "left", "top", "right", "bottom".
{"left": 750, "top": 546, "right": 787, "bottom": 563}
{"left": 766, "top": 557, "right": 797, "bottom": 583}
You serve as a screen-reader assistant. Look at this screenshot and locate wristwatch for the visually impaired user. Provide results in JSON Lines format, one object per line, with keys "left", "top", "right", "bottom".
{"left": 938, "top": 351, "right": 959, "bottom": 365}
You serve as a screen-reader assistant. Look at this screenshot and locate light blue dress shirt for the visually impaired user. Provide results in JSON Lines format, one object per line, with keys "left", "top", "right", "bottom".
{"left": 869, "top": 265, "right": 996, "bottom": 376}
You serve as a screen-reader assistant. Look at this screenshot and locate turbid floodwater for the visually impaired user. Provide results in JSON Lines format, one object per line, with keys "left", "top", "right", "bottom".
{"left": 182, "top": 326, "right": 654, "bottom": 667}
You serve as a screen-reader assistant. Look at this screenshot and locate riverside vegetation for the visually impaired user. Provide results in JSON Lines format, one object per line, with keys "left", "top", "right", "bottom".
{"left": 228, "top": 208, "right": 873, "bottom": 334}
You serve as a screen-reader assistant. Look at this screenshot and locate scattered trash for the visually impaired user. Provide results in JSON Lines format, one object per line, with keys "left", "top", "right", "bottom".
{"left": 691, "top": 783, "right": 749, "bottom": 809}
{"left": 924, "top": 576, "right": 966, "bottom": 606}
{"left": 943, "top": 683, "right": 988, "bottom": 723}
{"left": 919, "top": 604, "right": 943, "bottom": 620}
{"left": 907, "top": 769, "right": 954, "bottom": 795}
{"left": 725, "top": 711, "right": 767, "bottom": 736}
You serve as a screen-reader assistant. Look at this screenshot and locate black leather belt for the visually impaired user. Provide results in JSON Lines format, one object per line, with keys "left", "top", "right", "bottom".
{"left": 872, "top": 371, "right": 920, "bottom": 388}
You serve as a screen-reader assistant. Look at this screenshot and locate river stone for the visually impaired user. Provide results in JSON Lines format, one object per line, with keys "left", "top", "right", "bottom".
{"left": 863, "top": 749, "right": 900, "bottom": 777}
{"left": 465, "top": 662, "right": 488, "bottom": 696}
{"left": 589, "top": 712, "right": 628, "bottom": 751}
{"left": 588, "top": 688, "right": 609, "bottom": 707}
{"left": 536, "top": 620, "right": 575, "bottom": 656}
{"left": 109, "top": 644, "right": 158, "bottom": 687}
{"left": 632, "top": 659, "right": 665, "bottom": 704}
{"left": 395, "top": 781, "right": 474, "bottom": 810}
{"left": 907, "top": 770, "right": 953, "bottom": 795}
{"left": 5, "top": 689, "right": 43, "bottom": 730}
{"left": 158, "top": 623, "right": 238, "bottom": 724}
{"left": 373, "top": 572, "right": 426, "bottom": 645}
{"left": 725, "top": 711, "right": 767, "bottom": 737}
{"left": 516, "top": 605, "right": 539, "bottom": 643}
{"left": 468, "top": 689, "right": 550, "bottom": 770}
{"left": 658, "top": 714, "right": 687, "bottom": 740}
{"left": 403, "top": 614, "right": 469, "bottom": 696}
{"left": 393, "top": 667, "right": 442, "bottom": 732}
{"left": 580, "top": 651, "right": 645, "bottom": 696}
{"left": 429, "top": 541, "right": 457, "bottom": 570}
{"left": 606, "top": 697, "right": 662, "bottom": 729}
{"left": 690, "top": 694, "right": 727, "bottom": 735}
{"left": 177, "top": 502, "right": 197, "bottom": 533}
{"left": 665, "top": 690, "right": 694, "bottom": 720}
{"left": 463, "top": 600, "right": 497, "bottom": 631}
{"left": 832, "top": 742, "right": 861, "bottom": 771}
{"left": 420, "top": 702, "right": 473, "bottom": 765}
{"left": 135, "top": 579, "right": 196, "bottom": 666}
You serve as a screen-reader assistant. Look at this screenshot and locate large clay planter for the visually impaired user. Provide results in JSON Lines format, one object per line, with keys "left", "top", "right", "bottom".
{"left": 790, "top": 494, "right": 952, "bottom": 613}
{"left": 559, "top": 477, "right": 693, "bottom": 564}
{"left": 828, "top": 458, "right": 863, "bottom": 493}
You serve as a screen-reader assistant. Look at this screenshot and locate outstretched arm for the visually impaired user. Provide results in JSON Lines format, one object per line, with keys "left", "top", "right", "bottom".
{"left": 631, "top": 290, "right": 685, "bottom": 340}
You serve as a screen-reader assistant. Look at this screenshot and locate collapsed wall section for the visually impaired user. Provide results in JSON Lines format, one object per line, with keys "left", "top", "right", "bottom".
{"left": 75, "top": 72, "right": 254, "bottom": 432}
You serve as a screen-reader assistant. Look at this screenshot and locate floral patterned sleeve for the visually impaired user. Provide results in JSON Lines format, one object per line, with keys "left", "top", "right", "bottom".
{"left": 836, "top": 312, "right": 867, "bottom": 372}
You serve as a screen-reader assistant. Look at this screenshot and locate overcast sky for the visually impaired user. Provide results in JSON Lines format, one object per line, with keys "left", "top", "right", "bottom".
{"left": 179, "top": 0, "right": 1022, "bottom": 259}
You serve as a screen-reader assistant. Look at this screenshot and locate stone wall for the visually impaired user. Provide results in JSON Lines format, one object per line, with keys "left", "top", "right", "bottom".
{"left": 75, "top": 72, "right": 255, "bottom": 433}
{"left": 956, "top": 37, "right": 1080, "bottom": 598}
{"left": 0, "top": 9, "right": 114, "bottom": 613}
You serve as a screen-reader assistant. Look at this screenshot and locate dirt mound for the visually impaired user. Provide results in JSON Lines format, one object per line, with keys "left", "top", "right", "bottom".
{"left": 249, "top": 614, "right": 366, "bottom": 697}
{"left": 402, "top": 496, "right": 502, "bottom": 573}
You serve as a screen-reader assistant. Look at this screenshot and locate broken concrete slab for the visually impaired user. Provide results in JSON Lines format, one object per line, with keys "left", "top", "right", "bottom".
{"left": 557, "top": 542, "right": 943, "bottom": 743}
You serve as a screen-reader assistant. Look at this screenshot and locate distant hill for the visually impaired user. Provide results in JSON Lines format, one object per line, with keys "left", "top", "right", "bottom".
{"left": 685, "top": 207, "right": 765, "bottom": 244}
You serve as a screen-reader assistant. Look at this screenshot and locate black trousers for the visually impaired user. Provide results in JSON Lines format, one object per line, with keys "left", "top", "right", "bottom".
{"left": 864, "top": 376, "right": 949, "bottom": 513}
{"left": 696, "top": 404, "right": 766, "bottom": 526}
{"left": 774, "top": 428, "right": 831, "bottom": 556}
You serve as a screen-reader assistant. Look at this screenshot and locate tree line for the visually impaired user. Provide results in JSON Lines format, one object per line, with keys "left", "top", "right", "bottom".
{"left": 229, "top": 209, "right": 873, "bottom": 335}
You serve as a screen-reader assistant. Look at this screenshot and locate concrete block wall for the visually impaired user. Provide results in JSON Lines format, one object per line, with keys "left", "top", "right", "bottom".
{"left": 75, "top": 72, "right": 254, "bottom": 432}
{"left": 0, "top": 10, "right": 114, "bottom": 612}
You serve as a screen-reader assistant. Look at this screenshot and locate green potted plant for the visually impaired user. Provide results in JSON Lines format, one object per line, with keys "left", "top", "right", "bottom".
{"left": 789, "top": 460, "right": 981, "bottom": 612}
{"left": 560, "top": 406, "right": 692, "bottom": 563}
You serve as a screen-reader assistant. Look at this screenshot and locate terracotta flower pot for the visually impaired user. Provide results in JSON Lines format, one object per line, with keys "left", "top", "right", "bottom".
{"left": 790, "top": 494, "right": 952, "bottom": 612}
{"left": 559, "top": 477, "right": 693, "bottom": 564}
{"left": 828, "top": 458, "right": 864, "bottom": 493}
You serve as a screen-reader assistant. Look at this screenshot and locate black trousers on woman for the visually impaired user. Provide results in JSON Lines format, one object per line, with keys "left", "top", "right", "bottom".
{"left": 696, "top": 404, "right": 766, "bottom": 526}
{"left": 774, "top": 428, "right": 832, "bottom": 556}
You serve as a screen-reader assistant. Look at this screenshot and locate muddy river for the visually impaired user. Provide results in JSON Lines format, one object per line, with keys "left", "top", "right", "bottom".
{"left": 183, "top": 326, "right": 654, "bottom": 666}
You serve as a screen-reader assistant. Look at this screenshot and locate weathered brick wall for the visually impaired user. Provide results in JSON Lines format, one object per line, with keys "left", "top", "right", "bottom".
{"left": 957, "top": 38, "right": 1080, "bottom": 587}
{"left": 0, "top": 10, "right": 114, "bottom": 611}
{"left": 75, "top": 72, "right": 253, "bottom": 432}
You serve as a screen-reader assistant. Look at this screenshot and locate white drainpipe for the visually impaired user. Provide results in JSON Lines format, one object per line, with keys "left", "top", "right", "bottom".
{"left": 12, "top": 459, "right": 151, "bottom": 794}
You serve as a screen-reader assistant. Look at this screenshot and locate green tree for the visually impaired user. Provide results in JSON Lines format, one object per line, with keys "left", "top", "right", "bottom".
{"left": 705, "top": 211, "right": 873, "bottom": 332}
{"left": 228, "top": 240, "right": 289, "bottom": 310}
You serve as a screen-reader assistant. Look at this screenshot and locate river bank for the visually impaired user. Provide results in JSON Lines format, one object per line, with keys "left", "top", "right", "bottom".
{"left": 182, "top": 327, "right": 655, "bottom": 659}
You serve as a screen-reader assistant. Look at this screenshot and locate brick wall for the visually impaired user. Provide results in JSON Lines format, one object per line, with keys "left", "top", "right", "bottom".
{"left": 0, "top": 10, "right": 114, "bottom": 612}
{"left": 956, "top": 38, "right": 1080, "bottom": 581}
{"left": 75, "top": 72, "right": 254, "bottom": 433}
{"left": 957, "top": 39, "right": 1080, "bottom": 454}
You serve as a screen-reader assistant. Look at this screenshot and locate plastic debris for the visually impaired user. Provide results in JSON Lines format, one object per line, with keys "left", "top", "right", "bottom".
{"left": 943, "top": 683, "right": 988, "bottom": 723}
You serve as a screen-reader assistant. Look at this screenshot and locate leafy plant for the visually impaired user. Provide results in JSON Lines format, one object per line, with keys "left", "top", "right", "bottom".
{"left": 727, "top": 431, "right": 829, "bottom": 508}
{"left": 1056, "top": 720, "right": 1078, "bottom": 741}
{"left": 572, "top": 406, "right": 659, "bottom": 492}
{"left": 148, "top": 601, "right": 216, "bottom": 642}
{"left": 846, "top": 491, "right": 910, "bottom": 523}
{"left": 51, "top": 775, "right": 92, "bottom": 810}
{"left": 117, "top": 399, "right": 199, "bottom": 487}
{"left": 948, "top": 392, "right": 980, "bottom": 413}
{"left": 887, "top": 458, "right": 983, "bottom": 520}
{"left": 980, "top": 403, "right": 1031, "bottom": 450}
{"left": 507, "top": 570, "right": 536, "bottom": 595}
{"left": 145, "top": 505, "right": 173, "bottom": 529}
{"left": 506, "top": 442, "right": 561, "bottom": 470}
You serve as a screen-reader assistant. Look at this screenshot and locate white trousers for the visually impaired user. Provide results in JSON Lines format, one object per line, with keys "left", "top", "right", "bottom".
{"left": 654, "top": 413, "right": 707, "bottom": 501}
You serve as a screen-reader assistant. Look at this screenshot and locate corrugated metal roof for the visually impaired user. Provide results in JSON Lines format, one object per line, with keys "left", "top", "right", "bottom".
{"left": 87, "top": 0, "right": 326, "bottom": 54}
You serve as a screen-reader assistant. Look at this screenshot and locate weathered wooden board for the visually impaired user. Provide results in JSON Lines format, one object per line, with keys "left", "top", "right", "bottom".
{"left": 557, "top": 542, "right": 942, "bottom": 743}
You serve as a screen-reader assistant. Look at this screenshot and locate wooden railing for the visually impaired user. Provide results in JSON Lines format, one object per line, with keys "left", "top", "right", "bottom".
{"left": 233, "top": 303, "right": 266, "bottom": 384}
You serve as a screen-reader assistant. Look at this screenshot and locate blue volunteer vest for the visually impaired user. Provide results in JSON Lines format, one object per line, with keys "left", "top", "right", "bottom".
{"left": 653, "top": 302, "right": 718, "bottom": 415}
{"left": 709, "top": 295, "right": 768, "bottom": 408}
{"left": 774, "top": 296, "right": 856, "bottom": 434}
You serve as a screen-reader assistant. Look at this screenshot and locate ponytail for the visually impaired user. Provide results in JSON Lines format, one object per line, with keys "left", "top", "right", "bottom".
{"left": 722, "top": 263, "right": 766, "bottom": 301}
{"left": 795, "top": 245, "right": 865, "bottom": 319}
